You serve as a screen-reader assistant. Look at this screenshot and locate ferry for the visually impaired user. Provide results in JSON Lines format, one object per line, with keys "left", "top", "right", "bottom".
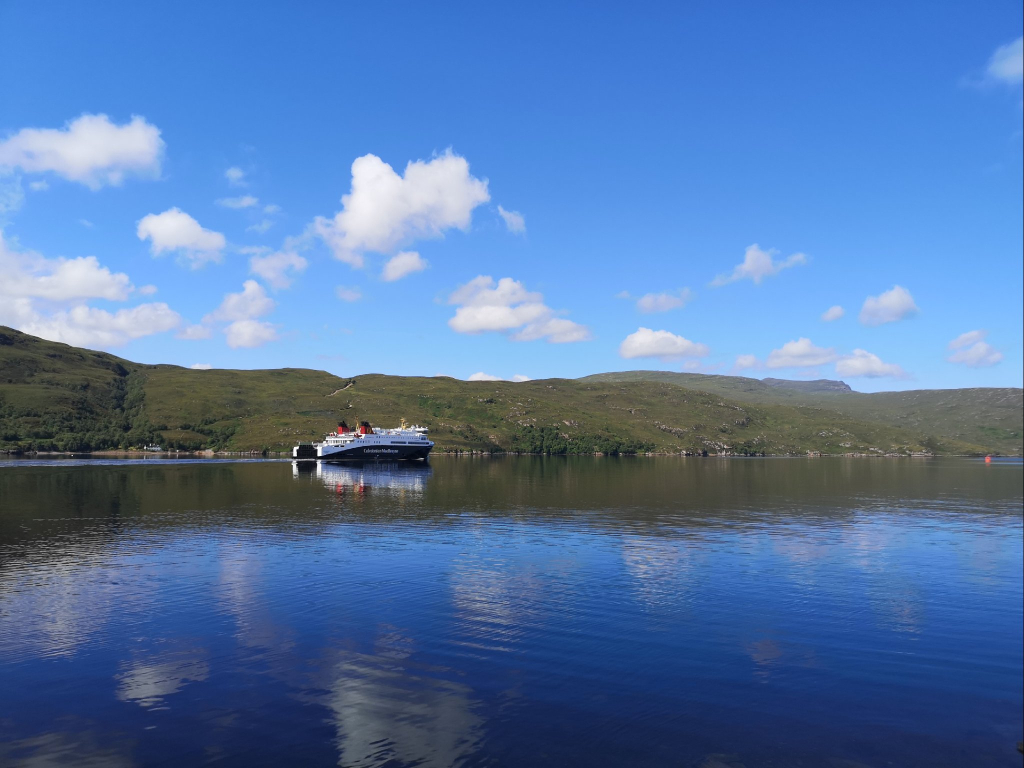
{"left": 292, "top": 419, "right": 433, "bottom": 462}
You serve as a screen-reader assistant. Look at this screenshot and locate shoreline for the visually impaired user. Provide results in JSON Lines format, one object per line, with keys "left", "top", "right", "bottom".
{"left": 2, "top": 449, "right": 1012, "bottom": 460}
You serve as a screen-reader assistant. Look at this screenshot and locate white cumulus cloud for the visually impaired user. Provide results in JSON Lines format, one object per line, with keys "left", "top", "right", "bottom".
{"left": 947, "top": 330, "right": 1003, "bottom": 368}
{"left": 636, "top": 289, "right": 694, "bottom": 313}
{"left": 859, "top": 285, "right": 918, "bottom": 326}
{"left": 224, "top": 319, "right": 277, "bottom": 349}
{"left": 766, "top": 338, "right": 838, "bottom": 368}
{"left": 137, "top": 208, "right": 226, "bottom": 268}
{"left": 382, "top": 251, "right": 427, "bottom": 282}
{"left": 15, "top": 303, "right": 180, "bottom": 349}
{"left": 835, "top": 349, "right": 907, "bottom": 378}
{"left": 313, "top": 150, "right": 490, "bottom": 267}
{"left": 619, "top": 327, "right": 710, "bottom": 360}
{"left": 249, "top": 250, "right": 308, "bottom": 289}
{"left": 711, "top": 244, "right": 807, "bottom": 286}
{"left": 987, "top": 37, "right": 1023, "bottom": 84}
{"left": 821, "top": 305, "right": 844, "bottom": 322}
{"left": 0, "top": 230, "right": 132, "bottom": 301}
{"left": 497, "top": 205, "right": 526, "bottom": 234}
{"left": 203, "top": 281, "right": 277, "bottom": 349}
{"left": 204, "top": 280, "right": 274, "bottom": 323}
{"left": 447, "top": 275, "right": 590, "bottom": 343}
{"left": 0, "top": 230, "right": 177, "bottom": 348}
{"left": 225, "top": 167, "right": 246, "bottom": 186}
{"left": 0, "top": 114, "right": 163, "bottom": 189}
{"left": 734, "top": 354, "right": 759, "bottom": 371}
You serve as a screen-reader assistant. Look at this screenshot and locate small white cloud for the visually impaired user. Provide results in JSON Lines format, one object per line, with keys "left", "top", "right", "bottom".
{"left": 859, "top": 285, "right": 918, "bottom": 326}
{"left": 821, "top": 305, "right": 844, "bottom": 322}
{"left": 263, "top": 204, "right": 281, "bottom": 215}
{"left": 636, "top": 289, "right": 693, "bottom": 313}
{"left": 78, "top": 218, "right": 93, "bottom": 228}
{"left": 190, "top": 363, "right": 212, "bottom": 370}
{"left": 249, "top": 250, "right": 307, "bottom": 290}
{"left": 987, "top": 37, "right": 1023, "bottom": 84}
{"left": 734, "top": 354, "right": 759, "bottom": 371}
{"left": 313, "top": 150, "right": 490, "bottom": 267}
{"left": 947, "top": 329, "right": 1003, "bottom": 368}
{"left": 225, "top": 319, "right": 277, "bottom": 349}
{"left": 382, "top": 251, "right": 427, "bottom": 282}
{"left": 467, "top": 372, "right": 531, "bottom": 382}
{"left": 138, "top": 284, "right": 158, "bottom": 296}
{"left": 28, "top": 180, "right": 48, "bottom": 191}
{"left": 204, "top": 280, "right": 274, "bottom": 324}
{"left": 835, "top": 349, "right": 907, "bottom": 378}
{"left": 711, "top": 244, "right": 807, "bottom": 286}
{"left": 680, "top": 359, "right": 722, "bottom": 373}
{"left": 0, "top": 177, "right": 24, "bottom": 222}
{"left": 177, "top": 324, "right": 212, "bottom": 340}
{"left": 137, "top": 208, "right": 226, "bottom": 268}
{"left": 497, "top": 205, "right": 526, "bottom": 234}
{"left": 216, "top": 195, "right": 259, "bottom": 209}
{"left": 513, "top": 317, "right": 591, "bottom": 343}
{"left": 246, "top": 219, "right": 274, "bottom": 235}
{"left": 619, "top": 327, "right": 710, "bottom": 360}
{"left": 225, "top": 167, "right": 246, "bottom": 186}
{"left": 0, "top": 114, "right": 163, "bottom": 189}
{"left": 335, "top": 286, "right": 362, "bottom": 302}
{"left": 766, "top": 338, "right": 838, "bottom": 368}
{"left": 448, "top": 275, "right": 590, "bottom": 343}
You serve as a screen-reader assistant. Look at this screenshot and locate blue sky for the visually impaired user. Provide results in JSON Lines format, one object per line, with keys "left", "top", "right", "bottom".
{"left": 1, "top": 2, "right": 1021, "bottom": 392}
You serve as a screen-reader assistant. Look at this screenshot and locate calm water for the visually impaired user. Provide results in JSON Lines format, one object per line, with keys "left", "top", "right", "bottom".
{"left": 0, "top": 457, "right": 1021, "bottom": 767}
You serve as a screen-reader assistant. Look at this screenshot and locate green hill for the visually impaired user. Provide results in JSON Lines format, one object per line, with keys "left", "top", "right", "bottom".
{"left": 582, "top": 371, "right": 1023, "bottom": 455}
{"left": 0, "top": 327, "right": 1019, "bottom": 455}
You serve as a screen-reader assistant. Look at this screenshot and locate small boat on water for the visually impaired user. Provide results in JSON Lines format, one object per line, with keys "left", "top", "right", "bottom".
{"left": 292, "top": 419, "right": 433, "bottom": 462}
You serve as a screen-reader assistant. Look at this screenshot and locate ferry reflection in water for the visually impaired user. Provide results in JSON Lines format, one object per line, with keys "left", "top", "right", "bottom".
{"left": 292, "top": 460, "right": 433, "bottom": 496}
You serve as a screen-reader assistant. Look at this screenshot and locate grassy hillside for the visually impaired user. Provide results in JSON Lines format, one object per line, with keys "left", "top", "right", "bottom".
{"left": 584, "top": 371, "right": 1023, "bottom": 455}
{"left": 0, "top": 327, "right": 1017, "bottom": 455}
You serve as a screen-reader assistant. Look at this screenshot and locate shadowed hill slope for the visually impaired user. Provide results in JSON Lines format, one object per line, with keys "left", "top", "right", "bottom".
{"left": 0, "top": 327, "right": 1017, "bottom": 455}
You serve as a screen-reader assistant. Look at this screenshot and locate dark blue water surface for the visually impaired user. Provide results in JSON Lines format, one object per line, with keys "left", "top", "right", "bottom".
{"left": 0, "top": 457, "right": 1021, "bottom": 767}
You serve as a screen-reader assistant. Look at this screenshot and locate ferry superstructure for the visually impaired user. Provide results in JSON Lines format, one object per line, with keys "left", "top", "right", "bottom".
{"left": 292, "top": 420, "right": 433, "bottom": 462}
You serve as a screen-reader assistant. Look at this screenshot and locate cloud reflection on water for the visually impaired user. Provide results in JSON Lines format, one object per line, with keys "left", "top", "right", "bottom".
{"left": 115, "top": 649, "right": 209, "bottom": 708}
{"left": 323, "top": 630, "right": 483, "bottom": 768}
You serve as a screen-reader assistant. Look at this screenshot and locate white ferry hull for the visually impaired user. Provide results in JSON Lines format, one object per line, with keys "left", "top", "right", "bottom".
{"left": 316, "top": 442, "right": 431, "bottom": 462}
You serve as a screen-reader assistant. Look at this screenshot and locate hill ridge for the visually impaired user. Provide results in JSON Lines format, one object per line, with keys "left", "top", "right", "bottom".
{"left": 1, "top": 327, "right": 1020, "bottom": 455}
